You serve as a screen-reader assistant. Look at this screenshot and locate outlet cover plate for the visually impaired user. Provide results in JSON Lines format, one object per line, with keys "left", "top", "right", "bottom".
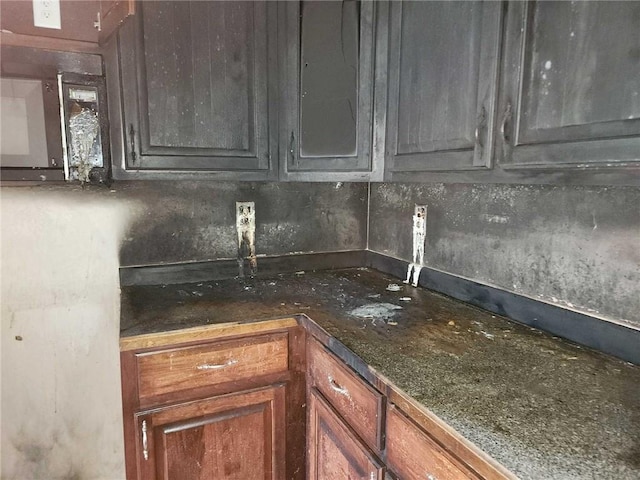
{"left": 33, "top": 0, "right": 61, "bottom": 29}
{"left": 236, "top": 201, "right": 255, "bottom": 233}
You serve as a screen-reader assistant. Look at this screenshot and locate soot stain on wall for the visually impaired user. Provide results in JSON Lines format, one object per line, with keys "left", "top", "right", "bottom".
{"left": 10, "top": 431, "right": 87, "bottom": 480}
{"left": 117, "top": 181, "right": 368, "bottom": 266}
{"left": 369, "top": 183, "right": 640, "bottom": 326}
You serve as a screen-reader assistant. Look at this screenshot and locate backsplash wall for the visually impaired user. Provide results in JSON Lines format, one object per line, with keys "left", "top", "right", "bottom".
{"left": 118, "top": 181, "right": 368, "bottom": 266}
{"left": 369, "top": 183, "right": 640, "bottom": 328}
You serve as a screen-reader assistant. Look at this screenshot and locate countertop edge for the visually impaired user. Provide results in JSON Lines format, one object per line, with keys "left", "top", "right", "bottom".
{"left": 119, "top": 316, "right": 300, "bottom": 351}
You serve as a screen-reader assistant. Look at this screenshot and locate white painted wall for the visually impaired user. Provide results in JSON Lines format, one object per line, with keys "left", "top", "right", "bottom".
{"left": 1, "top": 187, "right": 132, "bottom": 479}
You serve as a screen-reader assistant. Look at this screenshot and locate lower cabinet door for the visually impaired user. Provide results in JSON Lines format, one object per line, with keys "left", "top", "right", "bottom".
{"left": 135, "top": 385, "right": 286, "bottom": 480}
{"left": 308, "top": 388, "right": 384, "bottom": 480}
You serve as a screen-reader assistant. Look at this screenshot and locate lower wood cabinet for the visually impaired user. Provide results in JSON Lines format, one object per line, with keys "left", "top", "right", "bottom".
{"left": 307, "top": 389, "right": 384, "bottom": 480}
{"left": 121, "top": 319, "right": 510, "bottom": 480}
{"left": 386, "top": 404, "right": 478, "bottom": 480}
{"left": 135, "top": 385, "right": 285, "bottom": 480}
{"left": 307, "top": 338, "right": 384, "bottom": 452}
{"left": 120, "top": 319, "right": 306, "bottom": 480}
{"left": 303, "top": 329, "right": 508, "bottom": 480}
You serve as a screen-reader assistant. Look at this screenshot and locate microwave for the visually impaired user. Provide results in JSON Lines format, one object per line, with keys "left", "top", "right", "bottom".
{"left": 1, "top": 51, "right": 110, "bottom": 184}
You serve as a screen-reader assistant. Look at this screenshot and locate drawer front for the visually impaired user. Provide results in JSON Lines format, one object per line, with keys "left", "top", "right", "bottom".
{"left": 308, "top": 389, "right": 384, "bottom": 480}
{"left": 136, "top": 333, "right": 289, "bottom": 401}
{"left": 308, "top": 339, "right": 383, "bottom": 451}
{"left": 387, "top": 405, "right": 478, "bottom": 480}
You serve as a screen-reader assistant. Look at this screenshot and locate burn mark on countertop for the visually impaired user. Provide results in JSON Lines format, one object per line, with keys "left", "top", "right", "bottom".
{"left": 121, "top": 268, "right": 640, "bottom": 479}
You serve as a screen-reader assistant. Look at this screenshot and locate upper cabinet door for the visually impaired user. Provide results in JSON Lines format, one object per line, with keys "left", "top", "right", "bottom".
{"left": 384, "top": 1, "right": 503, "bottom": 175}
{"left": 118, "top": 1, "right": 276, "bottom": 176}
{"left": 279, "top": 1, "right": 377, "bottom": 181}
{"left": 497, "top": 1, "right": 640, "bottom": 169}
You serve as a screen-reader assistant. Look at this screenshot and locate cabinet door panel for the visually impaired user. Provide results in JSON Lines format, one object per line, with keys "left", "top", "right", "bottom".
{"left": 498, "top": 1, "right": 640, "bottom": 168}
{"left": 141, "top": 1, "right": 253, "bottom": 153}
{"left": 396, "top": 2, "right": 480, "bottom": 154}
{"left": 159, "top": 404, "right": 266, "bottom": 479}
{"left": 308, "top": 389, "right": 384, "bottom": 480}
{"left": 119, "top": 1, "right": 275, "bottom": 172}
{"left": 300, "top": 0, "right": 359, "bottom": 158}
{"left": 385, "top": 0, "right": 502, "bottom": 172}
{"left": 136, "top": 385, "right": 285, "bottom": 480}
{"left": 279, "top": 0, "right": 376, "bottom": 179}
{"left": 386, "top": 405, "right": 478, "bottom": 480}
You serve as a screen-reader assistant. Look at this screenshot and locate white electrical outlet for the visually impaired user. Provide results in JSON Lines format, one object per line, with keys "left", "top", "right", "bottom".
{"left": 405, "top": 204, "right": 427, "bottom": 287}
{"left": 236, "top": 202, "right": 255, "bottom": 234}
{"left": 236, "top": 202, "right": 257, "bottom": 276}
{"left": 33, "top": 0, "right": 61, "bottom": 30}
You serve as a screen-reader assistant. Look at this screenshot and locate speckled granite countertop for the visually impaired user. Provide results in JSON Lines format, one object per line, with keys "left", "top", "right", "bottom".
{"left": 121, "top": 268, "right": 640, "bottom": 479}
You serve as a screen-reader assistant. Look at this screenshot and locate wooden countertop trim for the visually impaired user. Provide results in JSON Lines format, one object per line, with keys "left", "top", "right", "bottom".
{"left": 120, "top": 317, "right": 299, "bottom": 351}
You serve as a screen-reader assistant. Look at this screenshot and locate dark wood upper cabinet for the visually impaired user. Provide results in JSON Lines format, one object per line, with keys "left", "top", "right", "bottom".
{"left": 279, "top": 0, "right": 378, "bottom": 181}
{"left": 117, "top": 1, "right": 277, "bottom": 177}
{"left": 383, "top": 0, "right": 503, "bottom": 175}
{"left": 497, "top": 1, "right": 640, "bottom": 169}
{"left": 102, "top": 0, "right": 639, "bottom": 184}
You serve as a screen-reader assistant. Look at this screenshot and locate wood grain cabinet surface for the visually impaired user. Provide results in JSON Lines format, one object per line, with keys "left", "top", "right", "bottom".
{"left": 303, "top": 325, "right": 510, "bottom": 480}
{"left": 496, "top": 0, "right": 640, "bottom": 170}
{"left": 386, "top": 404, "right": 479, "bottom": 480}
{"left": 102, "top": 0, "right": 638, "bottom": 184}
{"left": 383, "top": 0, "right": 503, "bottom": 174}
{"left": 121, "top": 321, "right": 509, "bottom": 480}
{"left": 278, "top": 0, "right": 378, "bottom": 181}
{"left": 307, "top": 388, "right": 384, "bottom": 480}
{"left": 117, "top": 0, "right": 277, "bottom": 176}
{"left": 135, "top": 385, "right": 286, "bottom": 480}
{"left": 307, "top": 338, "right": 383, "bottom": 453}
{"left": 120, "top": 323, "right": 304, "bottom": 480}
{"left": 135, "top": 333, "right": 289, "bottom": 405}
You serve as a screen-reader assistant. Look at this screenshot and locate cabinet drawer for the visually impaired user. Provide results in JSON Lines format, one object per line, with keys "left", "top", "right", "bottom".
{"left": 387, "top": 405, "right": 478, "bottom": 480}
{"left": 308, "top": 339, "right": 383, "bottom": 451}
{"left": 136, "top": 333, "right": 289, "bottom": 401}
{"left": 308, "top": 389, "right": 384, "bottom": 480}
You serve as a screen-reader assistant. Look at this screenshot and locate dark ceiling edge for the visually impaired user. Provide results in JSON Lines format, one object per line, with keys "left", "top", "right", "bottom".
{"left": 365, "top": 250, "right": 640, "bottom": 366}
